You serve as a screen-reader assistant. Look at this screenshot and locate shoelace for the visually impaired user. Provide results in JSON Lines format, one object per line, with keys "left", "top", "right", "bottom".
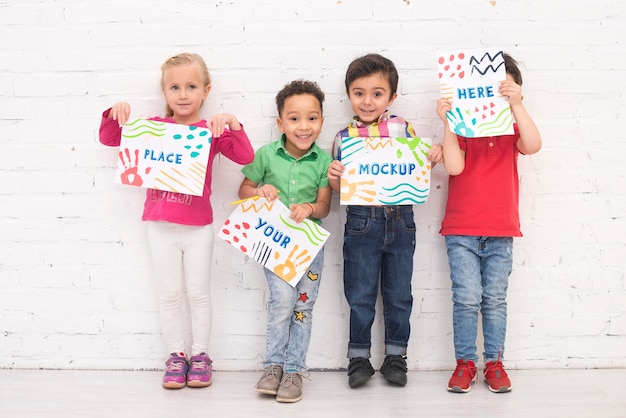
{"left": 485, "top": 361, "right": 505, "bottom": 375}
{"left": 190, "top": 359, "right": 208, "bottom": 371}
{"left": 281, "top": 372, "right": 309, "bottom": 387}
{"left": 282, "top": 373, "right": 298, "bottom": 387}
{"left": 263, "top": 366, "right": 282, "bottom": 379}
{"left": 167, "top": 360, "right": 186, "bottom": 372}
{"left": 485, "top": 351, "right": 505, "bottom": 376}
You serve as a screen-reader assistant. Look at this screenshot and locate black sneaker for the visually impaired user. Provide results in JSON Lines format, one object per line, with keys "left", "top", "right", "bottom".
{"left": 347, "top": 357, "right": 375, "bottom": 388}
{"left": 380, "top": 355, "right": 408, "bottom": 386}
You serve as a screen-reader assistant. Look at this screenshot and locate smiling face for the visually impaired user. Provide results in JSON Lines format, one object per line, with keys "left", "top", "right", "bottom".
{"left": 276, "top": 93, "right": 324, "bottom": 159}
{"left": 347, "top": 72, "right": 397, "bottom": 124}
{"left": 162, "top": 64, "right": 210, "bottom": 125}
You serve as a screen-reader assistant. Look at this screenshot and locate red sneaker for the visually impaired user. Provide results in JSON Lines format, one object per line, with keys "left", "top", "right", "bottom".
{"left": 484, "top": 361, "right": 512, "bottom": 393}
{"left": 447, "top": 359, "right": 477, "bottom": 393}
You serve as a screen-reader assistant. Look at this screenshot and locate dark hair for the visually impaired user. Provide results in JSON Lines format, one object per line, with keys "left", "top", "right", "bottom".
{"left": 504, "top": 53, "right": 523, "bottom": 86}
{"left": 275, "top": 79, "right": 325, "bottom": 116}
{"left": 344, "top": 53, "right": 399, "bottom": 98}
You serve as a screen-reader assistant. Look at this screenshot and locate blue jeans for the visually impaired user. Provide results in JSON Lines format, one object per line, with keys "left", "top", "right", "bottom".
{"left": 445, "top": 235, "right": 513, "bottom": 363}
{"left": 263, "top": 248, "right": 324, "bottom": 373}
{"left": 343, "top": 205, "right": 416, "bottom": 358}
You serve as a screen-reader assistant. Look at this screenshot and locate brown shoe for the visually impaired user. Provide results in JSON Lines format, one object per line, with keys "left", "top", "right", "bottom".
{"left": 276, "top": 372, "right": 303, "bottom": 403}
{"left": 255, "top": 365, "right": 283, "bottom": 395}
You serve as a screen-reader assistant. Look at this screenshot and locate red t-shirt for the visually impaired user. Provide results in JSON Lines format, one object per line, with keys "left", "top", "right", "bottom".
{"left": 440, "top": 124, "right": 522, "bottom": 237}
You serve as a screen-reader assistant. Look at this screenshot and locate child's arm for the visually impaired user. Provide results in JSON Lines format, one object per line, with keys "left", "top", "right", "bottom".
{"left": 436, "top": 98, "right": 465, "bottom": 176}
{"left": 238, "top": 178, "right": 279, "bottom": 202}
{"left": 499, "top": 80, "right": 542, "bottom": 155}
{"left": 99, "top": 102, "right": 131, "bottom": 147}
{"left": 327, "top": 160, "right": 344, "bottom": 192}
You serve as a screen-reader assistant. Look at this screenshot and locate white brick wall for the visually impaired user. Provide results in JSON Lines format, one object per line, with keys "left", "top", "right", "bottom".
{"left": 1, "top": 0, "right": 625, "bottom": 371}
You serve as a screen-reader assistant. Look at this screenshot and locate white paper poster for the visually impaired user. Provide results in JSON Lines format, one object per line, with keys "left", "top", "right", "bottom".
{"left": 218, "top": 198, "right": 330, "bottom": 286}
{"left": 437, "top": 48, "right": 514, "bottom": 138}
{"left": 339, "top": 136, "right": 432, "bottom": 205}
{"left": 115, "top": 118, "right": 212, "bottom": 196}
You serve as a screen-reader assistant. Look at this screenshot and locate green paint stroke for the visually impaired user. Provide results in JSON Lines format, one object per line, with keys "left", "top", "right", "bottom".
{"left": 279, "top": 214, "right": 329, "bottom": 246}
{"left": 477, "top": 107, "right": 513, "bottom": 136}
{"left": 123, "top": 119, "right": 166, "bottom": 139}
{"left": 395, "top": 137, "right": 430, "bottom": 167}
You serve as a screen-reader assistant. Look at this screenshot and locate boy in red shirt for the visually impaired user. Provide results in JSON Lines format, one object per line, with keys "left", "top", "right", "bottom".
{"left": 436, "top": 54, "right": 542, "bottom": 393}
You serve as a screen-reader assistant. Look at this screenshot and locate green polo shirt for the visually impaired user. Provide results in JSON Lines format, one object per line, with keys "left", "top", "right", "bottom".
{"left": 241, "top": 135, "right": 332, "bottom": 224}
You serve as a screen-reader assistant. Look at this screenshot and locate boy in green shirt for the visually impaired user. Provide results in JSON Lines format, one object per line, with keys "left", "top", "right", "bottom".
{"left": 238, "top": 79, "right": 332, "bottom": 403}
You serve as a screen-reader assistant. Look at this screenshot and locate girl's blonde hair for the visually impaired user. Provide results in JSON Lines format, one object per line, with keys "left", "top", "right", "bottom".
{"left": 161, "top": 52, "right": 211, "bottom": 117}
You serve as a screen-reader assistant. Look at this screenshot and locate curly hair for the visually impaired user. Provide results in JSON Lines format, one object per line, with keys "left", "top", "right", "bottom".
{"left": 275, "top": 79, "right": 325, "bottom": 117}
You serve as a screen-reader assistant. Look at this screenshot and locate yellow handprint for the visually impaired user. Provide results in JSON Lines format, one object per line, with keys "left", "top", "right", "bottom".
{"left": 273, "top": 244, "right": 312, "bottom": 283}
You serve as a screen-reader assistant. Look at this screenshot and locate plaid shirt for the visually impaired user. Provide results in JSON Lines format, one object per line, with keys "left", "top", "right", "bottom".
{"left": 331, "top": 111, "right": 417, "bottom": 160}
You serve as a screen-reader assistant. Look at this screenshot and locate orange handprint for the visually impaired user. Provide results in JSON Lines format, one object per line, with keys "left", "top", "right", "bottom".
{"left": 273, "top": 244, "right": 311, "bottom": 283}
{"left": 340, "top": 168, "right": 376, "bottom": 203}
{"left": 119, "top": 148, "right": 151, "bottom": 186}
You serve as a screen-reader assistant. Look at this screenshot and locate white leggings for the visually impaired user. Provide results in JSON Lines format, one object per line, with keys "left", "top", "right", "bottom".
{"left": 147, "top": 221, "right": 214, "bottom": 355}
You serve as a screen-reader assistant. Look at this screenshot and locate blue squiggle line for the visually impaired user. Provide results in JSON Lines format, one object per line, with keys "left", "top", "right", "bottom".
{"left": 379, "top": 196, "right": 427, "bottom": 205}
{"left": 341, "top": 146, "right": 365, "bottom": 166}
{"left": 383, "top": 183, "right": 429, "bottom": 193}
{"left": 382, "top": 188, "right": 429, "bottom": 200}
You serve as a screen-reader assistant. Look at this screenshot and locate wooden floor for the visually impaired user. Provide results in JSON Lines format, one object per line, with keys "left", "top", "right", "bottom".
{"left": 0, "top": 368, "right": 623, "bottom": 417}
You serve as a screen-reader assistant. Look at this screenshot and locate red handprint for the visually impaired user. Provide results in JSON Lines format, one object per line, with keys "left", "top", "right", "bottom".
{"left": 118, "top": 148, "right": 150, "bottom": 186}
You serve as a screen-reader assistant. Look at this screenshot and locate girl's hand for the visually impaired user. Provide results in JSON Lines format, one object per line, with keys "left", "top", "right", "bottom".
{"left": 499, "top": 80, "right": 523, "bottom": 106}
{"left": 256, "top": 184, "right": 279, "bottom": 201}
{"left": 436, "top": 97, "right": 452, "bottom": 122}
{"left": 110, "top": 102, "right": 131, "bottom": 126}
{"left": 327, "top": 159, "right": 345, "bottom": 180}
{"left": 206, "top": 113, "right": 242, "bottom": 137}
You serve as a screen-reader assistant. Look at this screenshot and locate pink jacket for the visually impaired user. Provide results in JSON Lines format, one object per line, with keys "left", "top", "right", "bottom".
{"left": 99, "top": 109, "right": 254, "bottom": 225}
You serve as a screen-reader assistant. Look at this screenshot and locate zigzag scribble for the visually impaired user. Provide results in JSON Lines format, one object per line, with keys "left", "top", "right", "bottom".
{"left": 468, "top": 51, "right": 505, "bottom": 66}
{"left": 364, "top": 137, "right": 393, "bottom": 150}
{"left": 469, "top": 51, "right": 505, "bottom": 76}
{"left": 240, "top": 201, "right": 275, "bottom": 213}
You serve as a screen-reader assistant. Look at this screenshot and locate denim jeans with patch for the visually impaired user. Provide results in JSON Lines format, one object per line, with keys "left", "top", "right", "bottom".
{"left": 263, "top": 248, "right": 324, "bottom": 373}
{"left": 343, "top": 205, "right": 416, "bottom": 359}
{"left": 445, "top": 235, "right": 513, "bottom": 363}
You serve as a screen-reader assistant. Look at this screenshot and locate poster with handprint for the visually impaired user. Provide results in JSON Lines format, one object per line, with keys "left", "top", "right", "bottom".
{"left": 339, "top": 136, "right": 432, "bottom": 205}
{"left": 437, "top": 48, "right": 514, "bottom": 138}
{"left": 115, "top": 119, "right": 211, "bottom": 196}
{"left": 218, "top": 198, "right": 330, "bottom": 286}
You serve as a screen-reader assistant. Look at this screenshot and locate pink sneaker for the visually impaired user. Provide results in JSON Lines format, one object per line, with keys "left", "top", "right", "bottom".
{"left": 187, "top": 353, "right": 212, "bottom": 388}
{"left": 162, "top": 352, "right": 188, "bottom": 389}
